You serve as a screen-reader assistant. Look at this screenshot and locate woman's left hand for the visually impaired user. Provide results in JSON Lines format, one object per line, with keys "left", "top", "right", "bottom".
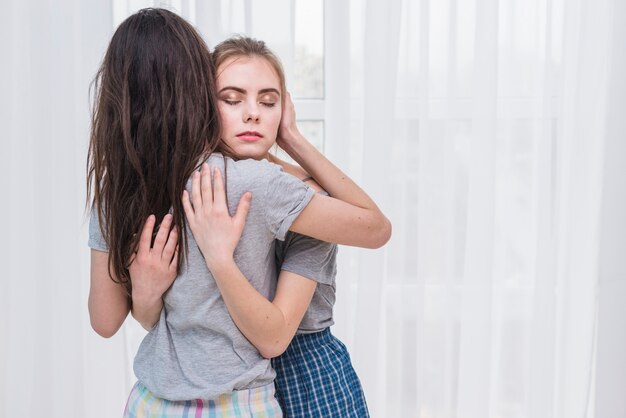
{"left": 182, "top": 163, "right": 251, "bottom": 270}
{"left": 128, "top": 213, "right": 179, "bottom": 302}
{"left": 276, "top": 91, "right": 304, "bottom": 152}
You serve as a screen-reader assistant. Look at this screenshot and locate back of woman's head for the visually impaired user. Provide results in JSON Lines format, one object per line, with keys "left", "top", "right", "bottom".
{"left": 212, "top": 35, "right": 286, "bottom": 97}
{"left": 87, "top": 8, "right": 220, "bottom": 292}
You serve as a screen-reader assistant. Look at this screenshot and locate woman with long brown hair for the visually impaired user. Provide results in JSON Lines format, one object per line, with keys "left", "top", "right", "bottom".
{"left": 87, "top": 8, "right": 389, "bottom": 417}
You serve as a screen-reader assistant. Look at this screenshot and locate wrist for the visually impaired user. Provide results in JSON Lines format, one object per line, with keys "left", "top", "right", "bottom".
{"left": 278, "top": 128, "right": 306, "bottom": 153}
{"left": 285, "top": 137, "right": 319, "bottom": 170}
{"left": 131, "top": 288, "right": 162, "bottom": 310}
{"left": 205, "top": 254, "right": 236, "bottom": 275}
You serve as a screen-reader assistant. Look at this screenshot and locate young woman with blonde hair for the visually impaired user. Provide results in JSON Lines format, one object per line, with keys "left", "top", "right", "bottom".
{"left": 180, "top": 35, "right": 374, "bottom": 417}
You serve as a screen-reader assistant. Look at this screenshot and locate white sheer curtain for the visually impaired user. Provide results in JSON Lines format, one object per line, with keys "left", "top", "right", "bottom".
{"left": 0, "top": 1, "right": 132, "bottom": 417}
{"left": 2, "top": 1, "right": 625, "bottom": 417}
{"left": 323, "top": 0, "right": 626, "bottom": 417}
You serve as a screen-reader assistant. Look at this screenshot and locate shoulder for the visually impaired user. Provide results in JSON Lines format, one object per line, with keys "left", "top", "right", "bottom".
{"left": 206, "top": 154, "right": 285, "bottom": 191}
{"left": 224, "top": 156, "right": 282, "bottom": 177}
{"left": 267, "top": 155, "right": 308, "bottom": 179}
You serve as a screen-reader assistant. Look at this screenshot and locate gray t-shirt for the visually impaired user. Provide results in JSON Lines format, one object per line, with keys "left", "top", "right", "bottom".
{"left": 275, "top": 198, "right": 338, "bottom": 334}
{"left": 88, "top": 154, "right": 314, "bottom": 401}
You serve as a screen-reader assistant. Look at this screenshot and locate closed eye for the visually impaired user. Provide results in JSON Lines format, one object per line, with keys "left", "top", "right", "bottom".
{"left": 223, "top": 99, "right": 241, "bottom": 106}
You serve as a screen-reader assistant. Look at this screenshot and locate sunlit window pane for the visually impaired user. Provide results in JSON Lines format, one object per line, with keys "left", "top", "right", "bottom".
{"left": 292, "top": 0, "right": 324, "bottom": 99}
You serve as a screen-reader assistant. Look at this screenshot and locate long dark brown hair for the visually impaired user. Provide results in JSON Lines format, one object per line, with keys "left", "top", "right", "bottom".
{"left": 87, "top": 8, "right": 221, "bottom": 294}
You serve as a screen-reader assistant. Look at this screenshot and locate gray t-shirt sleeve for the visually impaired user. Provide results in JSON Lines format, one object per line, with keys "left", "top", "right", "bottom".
{"left": 262, "top": 164, "right": 315, "bottom": 241}
{"left": 88, "top": 209, "right": 109, "bottom": 252}
{"left": 276, "top": 232, "right": 337, "bottom": 285}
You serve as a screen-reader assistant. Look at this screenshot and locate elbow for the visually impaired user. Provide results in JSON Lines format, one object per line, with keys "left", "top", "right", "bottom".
{"left": 368, "top": 216, "right": 392, "bottom": 249}
{"left": 87, "top": 295, "right": 129, "bottom": 338}
{"left": 89, "top": 307, "right": 125, "bottom": 338}
{"left": 258, "top": 341, "right": 289, "bottom": 359}
{"left": 90, "top": 319, "right": 120, "bottom": 338}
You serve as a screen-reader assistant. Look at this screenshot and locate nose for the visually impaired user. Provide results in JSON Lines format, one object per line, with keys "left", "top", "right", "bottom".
{"left": 243, "top": 101, "right": 260, "bottom": 123}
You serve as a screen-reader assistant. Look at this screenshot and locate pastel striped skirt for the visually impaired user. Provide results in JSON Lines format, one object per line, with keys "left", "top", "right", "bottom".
{"left": 123, "top": 381, "right": 282, "bottom": 418}
{"left": 272, "top": 328, "right": 370, "bottom": 418}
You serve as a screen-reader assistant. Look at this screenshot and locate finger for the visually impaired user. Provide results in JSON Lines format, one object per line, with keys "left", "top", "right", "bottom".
{"left": 162, "top": 225, "right": 178, "bottom": 262}
{"left": 190, "top": 169, "right": 203, "bottom": 211}
{"left": 233, "top": 192, "right": 251, "bottom": 231}
{"left": 285, "top": 91, "right": 293, "bottom": 110}
{"left": 137, "top": 215, "right": 156, "bottom": 256}
{"left": 182, "top": 190, "right": 194, "bottom": 222}
{"left": 169, "top": 246, "right": 179, "bottom": 271}
{"left": 282, "top": 90, "right": 289, "bottom": 108}
{"left": 212, "top": 167, "right": 226, "bottom": 209}
{"left": 200, "top": 163, "right": 213, "bottom": 209}
{"left": 127, "top": 252, "right": 137, "bottom": 267}
{"left": 153, "top": 214, "right": 173, "bottom": 254}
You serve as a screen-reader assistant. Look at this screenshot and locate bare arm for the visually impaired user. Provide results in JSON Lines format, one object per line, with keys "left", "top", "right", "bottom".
{"left": 275, "top": 93, "right": 391, "bottom": 248}
{"left": 88, "top": 250, "right": 130, "bottom": 338}
{"left": 265, "top": 158, "right": 379, "bottom": 247}
{"left": 210, "top": 260, "right": 316, "bottom": 358}
{"left": 88, "top": 214, "right": 178, "bottom": 336}
{"left": 182, "top": 164, "right": 317, "bottom": 358}
{"left": 127, "top": 214, "right": 179, "bottom": 331}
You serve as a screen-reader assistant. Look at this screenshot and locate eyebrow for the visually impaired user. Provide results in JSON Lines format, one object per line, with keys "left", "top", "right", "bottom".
{"left": 218, "top": 86, "right": 281, "bottom": 96}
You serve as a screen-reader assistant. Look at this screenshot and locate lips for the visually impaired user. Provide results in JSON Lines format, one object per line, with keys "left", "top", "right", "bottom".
{"left": 236, "top": 131, "right": 263, "bottom": 142}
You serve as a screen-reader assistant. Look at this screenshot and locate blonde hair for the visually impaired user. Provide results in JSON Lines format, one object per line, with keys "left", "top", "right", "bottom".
{"left": 212, "top": 35, "right": 286, "bottom": 97}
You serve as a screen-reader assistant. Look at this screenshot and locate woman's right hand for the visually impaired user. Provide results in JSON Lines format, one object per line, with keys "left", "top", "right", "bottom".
{"left": 182, "top": 163, "right": 251, "bottom": 271}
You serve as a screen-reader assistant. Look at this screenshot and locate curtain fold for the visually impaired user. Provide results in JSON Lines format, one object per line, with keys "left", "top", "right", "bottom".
{"left": 594, "top": 2, "right": 626, "bottom": 418}
{"left": 554, "top": 0, "right": 612, "bottom": 416}
{"left": 455, "top": 0, "right": 498, "bottom": 416}
{"left": 0, "top": 1, "right": 124, "bottom": 417}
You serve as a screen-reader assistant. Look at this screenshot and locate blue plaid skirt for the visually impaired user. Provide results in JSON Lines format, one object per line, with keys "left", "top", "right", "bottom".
{"left": 271, "top": 328, "right": 370, "bottom": 418}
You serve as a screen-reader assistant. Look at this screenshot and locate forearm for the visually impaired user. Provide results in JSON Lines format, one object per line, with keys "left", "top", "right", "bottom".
{"left": 89, "top": 250, "right": 131, "bottom": 338}
{"left": 88, "top": 290, "right": 130, "bottom": 338}
{"left": 279, "top": 134, "right": 391, "bottom": 245}
{"left": 209, "top": 259, "right": 298, "bottom": 358}
{"left": 280, "top": 133, "right": 377, "bottom": 210}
